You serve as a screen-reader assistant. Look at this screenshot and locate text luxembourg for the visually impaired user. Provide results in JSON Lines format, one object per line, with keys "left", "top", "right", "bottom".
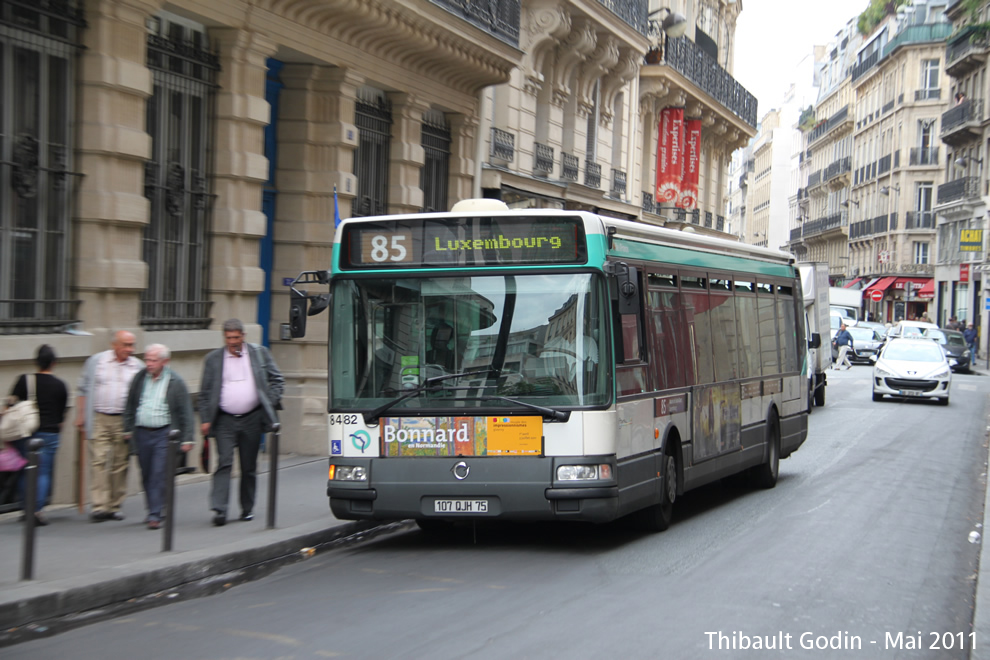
{"left": 433, "top": 235, "right": 563, "bottom": 252}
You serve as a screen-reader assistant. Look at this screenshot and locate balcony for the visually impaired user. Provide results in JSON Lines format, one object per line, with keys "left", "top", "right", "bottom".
{"left": 610, "top": 168, "right": 627, "bottom": 197}
{"left": 584, "top": 160, "right": 601, "bottom": 188}
{"left": 704, "top": 211, "right": 713, "bottom": 228}
{"left": 642, "top": 191, "right": 655, "bottom": 214}
{"left": 909, "top": 147, "right": 939, "bottom": 166}
{"left": 561, "top": 152, "right": 579, "bottom": 182}
{"left": 905, "top": 211, "right": 936, "bottom": 229}
{"left": 851, "top": 49, "right": 880, "bottom": 83}
{"left": 825, "top": 156, "right": 852, "bottom": 190}
{"left": 533, "top": 142, "right": 554, "bottom": 176}
{"left": 808, "top": 169, "right": 822, "bottom": 189}
{"left": 656, "top": 36, "right": 758, "bottom": 128}
{"left": 946, "top": 26, "right": 988, "bottom": 78}
{"left": 428, "top": 0, "right": 521, "bottom": 46}
{"left": 940, "top": 98, "right": 983, "bottom": 146}
{"left": 937, "top": 176, "right": 980, "bottom": 205}
{"left": 595, "top": 0, "right": 649, "bottom": 34}
{"left": 490, "top": 127, "right": 515, "bottom": 162}
{"left": 807, "top": 105, "right": 852, "bottom": 147}
{"left": 877, "top": 154, "right": 891, "bottom": 176}
{"left": 802, "top": 212, "right": 846, "bottom": 238}
{"left": 716, "top": 215, "right": 724, "bottom": 231}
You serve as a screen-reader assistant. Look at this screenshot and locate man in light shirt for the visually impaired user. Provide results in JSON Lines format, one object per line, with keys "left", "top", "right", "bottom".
{"left": 76, "top": 330, "right": 143, "bottom": 522}
{"left": 122, "top": 344, "right": 194, "bottom": 530}
{"left": 198, "top": 319, "right": 283, "bottom": 527}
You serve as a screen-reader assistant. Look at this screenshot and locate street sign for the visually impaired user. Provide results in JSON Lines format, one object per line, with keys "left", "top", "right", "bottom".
{"left": 870, "top": 289, "right": 884, "bottom": 302}
{"left": 986, "top": 296, "right": 990, "bottom": 311}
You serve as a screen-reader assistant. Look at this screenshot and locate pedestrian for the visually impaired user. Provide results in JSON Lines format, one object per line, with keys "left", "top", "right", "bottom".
{"left": 920, "top": 313, "right": 932, "bottom": 323}
{"left": 955, "top": 91, "right": 966, "bottom": 106}
{"left": 964, "top": 322, "right": 978, "bottom": 357}
{"left": 833, "top": 323, "right": 854, "bottom": 370}
{"left": 9, "top": 345, "right": 68, "bottom": 525}
{"left": 199, "top": 319, "right": 283, "bottom": 527}
{"left": 122, "top": 344, "right": 194, "bottom": 530}
{"left": 76, "top": 330, "right": 143, "bottom": 522}
{"left": 947, "top": 316, "right": 961, "bottom": 331}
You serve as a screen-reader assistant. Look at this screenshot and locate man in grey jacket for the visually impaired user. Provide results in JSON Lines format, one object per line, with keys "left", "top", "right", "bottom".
{"left": 122, "top": 344, "right": 194, "bottom": 529}
{"left": 198, "top": 319, "right": 284, "bottom": 526}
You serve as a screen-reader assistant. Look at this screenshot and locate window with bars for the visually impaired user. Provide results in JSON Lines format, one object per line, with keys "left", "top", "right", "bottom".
{"left": 420, "top": 109, "right": 450, "bottom": 213}
{"left": 352, "top": 88, "right": 392, "bottom": 217}
{"left": 141, "top": 15, "right": 219, "bottom": 330}
{"left": 0, "top": 0, "right": 84, "bottom": 334}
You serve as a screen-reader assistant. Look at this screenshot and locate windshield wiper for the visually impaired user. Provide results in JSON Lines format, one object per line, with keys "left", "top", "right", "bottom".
{"left": 364, "top": 369, "right": 493, "bottom": 425}
{"left": 479, "top": 395, "right": 570, "bottom": 422}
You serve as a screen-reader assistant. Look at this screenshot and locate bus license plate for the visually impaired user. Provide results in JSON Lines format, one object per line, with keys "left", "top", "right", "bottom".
{"left": 434, "top": 499, "right": 488, "bottom": 514}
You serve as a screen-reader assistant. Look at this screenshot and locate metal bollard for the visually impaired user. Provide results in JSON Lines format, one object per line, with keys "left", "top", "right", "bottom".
{"left": 162, "top": 429, "right": 181, "bottom": 552}
{"left": 266, "top": 423, "right": 281, "bottom": 529}
{"left": 20, "top": 437, "right": 44, "bottom": 581}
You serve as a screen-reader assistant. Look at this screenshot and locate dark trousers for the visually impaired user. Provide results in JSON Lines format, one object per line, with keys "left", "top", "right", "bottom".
{"left": 135, "top": 426, "right": 170, "bottom": 522}
{"left": 209, "top": 408, "right": 262, "bottom": 516}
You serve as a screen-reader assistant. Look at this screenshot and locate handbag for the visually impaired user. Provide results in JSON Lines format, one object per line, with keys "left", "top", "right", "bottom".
{"left": 0, "top": 444, "right": 27, "bottom": 472}
{"left": 0, "top": 374, "right": 40, "bottom": 443}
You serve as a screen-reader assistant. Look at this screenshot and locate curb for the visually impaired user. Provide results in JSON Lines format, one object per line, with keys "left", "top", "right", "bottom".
{"left": 0, "top": 519, "right": 410, "bottom": 643}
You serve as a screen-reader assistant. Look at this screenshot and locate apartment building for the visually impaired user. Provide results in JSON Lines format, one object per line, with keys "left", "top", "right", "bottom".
{"left": 790, "top": 20, "right": 862, "bottom": 279}
{"left": 479, "top": 0, "right": 756, "bottom": 236}
{"left": 847, "top": 4, "right": 950, "bottom": 323}
{"left": 727, "top": 144, "right": 754, "bottom": 238}
{"left": 936, "top": 0, "right": 988, "bottom": 337}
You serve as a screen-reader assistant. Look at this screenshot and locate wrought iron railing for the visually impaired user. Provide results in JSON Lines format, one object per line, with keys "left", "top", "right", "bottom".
{"left": 807, "top": 105, "right": 850, "bottom": 145}
{"left": 905, "top": 211, "right": 936, "bottom": 229}
{"left": 824, "top": 156, "right": 852, "bottom": 182}
{"left": 937, "top": 176, "right": 980, "bottom": 204}
{"left": 596, "top": 0, "right": 648, "bottom": 34}
{"left": 877, "top": 154, "right": 891, "bottom": 175}
{"left": 690, "top": 209, "right": 700, "bottom": 225}
{"left": 584, "top": 161, "right": 601, "bottom": 188}
{"left": 428, "top": 0, "right": 520, "bottom": 46}
{"left": 808, "top": 170, "right": 822, "bottom": 188}
{"left": 909, "top": 147, "right": 939, "bottom": 166}
{"left": 534, "top": 142, "right": 554, "bottom": 175}
{"left": 802, "top": 212, "right": 846, "bottom": 237}
{"left": 611, "top": 168, "right": 626, "bottom": 196}
{"left": 0, "top": 299, "right": 81, "bottom": 335}
{"left": 704, "top": 211, "right": 712, "bottom": 228}
{"left": 139, "top": 300, "right": 213, "bottom": 332}
{"left": 642, "top": 191, "right": 655, "bottom": 214}
{"left": 660, "top": 36, "right": 757, "bottom": 128}
{"left": 851, "top": 49, "right": 880, "bottom": 82}
{"left": 946, "top": 25, "right": 988, "bottom": 68}
{"left": 941, "top": 98, "right": 983, "bottom": 134}
{"left": 716, "top": 215, "right": 724, "bottom": 231}
{"left": 490, "top": 127, "right": 515, "bottom": 161}
{"left": 561, "top": 153, "right": 579, "bottom": 181}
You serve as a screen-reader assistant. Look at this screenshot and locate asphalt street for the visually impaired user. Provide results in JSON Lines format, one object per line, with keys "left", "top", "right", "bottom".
{"left": 6, "top": 366, "right": 989, "bottom": 659}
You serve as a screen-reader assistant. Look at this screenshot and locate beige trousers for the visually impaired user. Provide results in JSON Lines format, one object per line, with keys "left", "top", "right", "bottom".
{"left": 89, "top": 413, "right": 130, "bottom": 513}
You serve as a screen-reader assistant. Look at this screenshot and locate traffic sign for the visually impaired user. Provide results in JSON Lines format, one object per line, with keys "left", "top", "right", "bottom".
{"left": 985, "top": 296, "right": 990, "bottom": 311}
{"left": 870, "top": 289, "right": 884, "bottom": 302}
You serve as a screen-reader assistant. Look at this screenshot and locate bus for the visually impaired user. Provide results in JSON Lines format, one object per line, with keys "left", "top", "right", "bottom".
{"left": 289, "top": 201, "right": 810, "bottom": 531}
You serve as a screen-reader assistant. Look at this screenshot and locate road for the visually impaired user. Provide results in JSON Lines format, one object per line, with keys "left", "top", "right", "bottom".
{"left": 7, "top": 367, "right": 990, "bottom": 659}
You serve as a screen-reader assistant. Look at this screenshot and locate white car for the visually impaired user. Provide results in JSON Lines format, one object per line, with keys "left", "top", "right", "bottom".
{"left": 871, "top": 337, "right": 952, "bottom": 405}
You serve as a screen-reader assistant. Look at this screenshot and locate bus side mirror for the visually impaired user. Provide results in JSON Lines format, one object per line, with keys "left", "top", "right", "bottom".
{"left": 808, "top": 332, "right": 821, "bottom": 349}
{"left": 289, "top": 289, "right": 308, "bottom": 338}
{"left": 606, "top": 262, "right": 640, "bottom": 315}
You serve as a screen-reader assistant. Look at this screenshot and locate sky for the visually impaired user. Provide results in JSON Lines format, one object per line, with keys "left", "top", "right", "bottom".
{"left": 734, "top": 0, "right": 870, "bottom": 117}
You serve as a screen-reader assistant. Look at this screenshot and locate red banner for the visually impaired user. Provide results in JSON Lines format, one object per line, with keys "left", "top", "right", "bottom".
{"left": 677, "top": 118, "right": 701, "bottom": 209}
{"left": 655, "top": 107, "right": 684, "bottom": 205}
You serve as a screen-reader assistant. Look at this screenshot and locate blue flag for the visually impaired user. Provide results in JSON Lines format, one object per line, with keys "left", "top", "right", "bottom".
{"left": 334, "top": 184, "right": 342, "bottom": 227}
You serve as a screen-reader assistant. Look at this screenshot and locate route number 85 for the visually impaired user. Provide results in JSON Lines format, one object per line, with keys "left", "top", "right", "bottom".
{"left": 369, "top": 234, "right": 408, "bottom": 262}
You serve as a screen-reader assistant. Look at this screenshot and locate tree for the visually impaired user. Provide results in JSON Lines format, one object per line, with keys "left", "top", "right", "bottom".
{"left": 857, "top": 0, "right": 910, "bottom": 36}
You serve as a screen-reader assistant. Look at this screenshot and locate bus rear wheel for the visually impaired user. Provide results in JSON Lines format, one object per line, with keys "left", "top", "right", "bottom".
{"left": 750, "top": 412, "right": 779, "bottom": 489}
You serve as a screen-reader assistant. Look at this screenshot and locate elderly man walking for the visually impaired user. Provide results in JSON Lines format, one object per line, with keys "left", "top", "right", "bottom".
{"left": 76, "top": 330, "right": 143, "bottom": 522}
{"left": 122, "top": 344, "right": 194, "bottom": 530}
{"left": 199, "top": 319, "right": 283, "bottom": 526}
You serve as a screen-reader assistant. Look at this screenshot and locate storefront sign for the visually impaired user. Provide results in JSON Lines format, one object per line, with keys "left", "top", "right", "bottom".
{"left": 961, "top": 229, "right": 984, "bottom": 252}
{"left": 961, "top": 263, "right": 970, "bottom": 283}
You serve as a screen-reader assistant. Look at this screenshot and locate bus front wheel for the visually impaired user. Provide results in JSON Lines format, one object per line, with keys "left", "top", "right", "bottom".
{"left": 750, "top": 412, "right": 779, "bottom": 489}
{"left": 633, "top": 444, "right": 676, "bottom": 532}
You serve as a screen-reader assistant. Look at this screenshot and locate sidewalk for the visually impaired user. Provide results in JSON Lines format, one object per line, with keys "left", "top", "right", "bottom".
{"left": 0, "top": 454, "right": 390, "bottom": 636}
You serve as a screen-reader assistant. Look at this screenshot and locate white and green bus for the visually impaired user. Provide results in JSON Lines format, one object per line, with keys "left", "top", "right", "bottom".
{"left": 290, "top": 201, "right": 812, "bottom": 531}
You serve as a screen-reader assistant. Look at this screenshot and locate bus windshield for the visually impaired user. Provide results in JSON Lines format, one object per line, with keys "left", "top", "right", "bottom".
{"left": 330, "top": 272, "right": 611, "bottom": 411}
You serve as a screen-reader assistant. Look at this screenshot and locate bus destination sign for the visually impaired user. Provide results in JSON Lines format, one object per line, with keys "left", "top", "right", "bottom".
{"left": 341, "top": 216, "right": 587, "bottom": 269}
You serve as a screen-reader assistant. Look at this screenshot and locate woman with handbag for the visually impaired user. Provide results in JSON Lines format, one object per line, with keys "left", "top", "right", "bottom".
{"left": 9, "top": 345, "right": 68, "bottom": 525}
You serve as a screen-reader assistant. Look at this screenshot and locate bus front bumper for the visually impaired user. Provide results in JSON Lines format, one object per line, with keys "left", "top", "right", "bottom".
{"left": 327, "top": 456, "right": 619, "bottom": 524}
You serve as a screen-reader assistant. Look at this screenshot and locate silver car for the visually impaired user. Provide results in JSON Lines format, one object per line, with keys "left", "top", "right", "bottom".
{"left": 847, "top": 326, "right": 885, "bottom": 364}
{"left": 871, "top": 337, "right": 952, "bottom": 405}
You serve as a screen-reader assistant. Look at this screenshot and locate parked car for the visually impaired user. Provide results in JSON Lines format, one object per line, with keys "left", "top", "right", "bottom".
{"left": 928, "top": 328, "right": 971, "bottom": 373}
{"left": 871, "top": 337, "right": 952, "bottom": 405}
{"left": 856, "top": 320, "right": 887, "bottom": 338}
{"left": 847, "top": 326, "right": 886, "bottom": 364}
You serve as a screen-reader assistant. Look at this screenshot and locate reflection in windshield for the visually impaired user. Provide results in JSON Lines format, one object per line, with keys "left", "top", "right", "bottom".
{"left": 882, "top": 341, "right": 944, "bottom": 362}
{"left": 330, "top": 273, "right": 611, "bottom": 410}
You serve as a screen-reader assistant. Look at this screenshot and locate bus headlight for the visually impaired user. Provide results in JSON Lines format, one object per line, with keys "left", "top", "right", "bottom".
{"left": 557, "top": 464, "right": 612, "bottom": 481}
{"left": 331, "top": 465, "right": 368, "bottom": 481}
